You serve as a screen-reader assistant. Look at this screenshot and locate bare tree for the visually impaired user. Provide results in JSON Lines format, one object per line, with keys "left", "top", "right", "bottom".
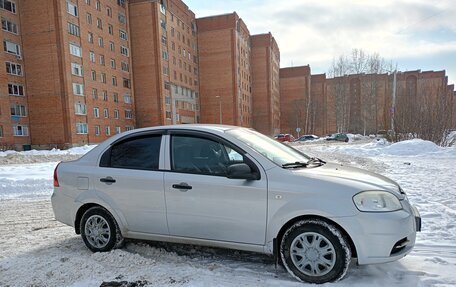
{"left": 328, "top": 49, "right": 391, "bottom": 134}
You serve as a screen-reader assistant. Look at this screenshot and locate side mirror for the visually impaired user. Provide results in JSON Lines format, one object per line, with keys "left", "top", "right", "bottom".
{"left": 227, "top": 163, "right": 259, "bottom": 180}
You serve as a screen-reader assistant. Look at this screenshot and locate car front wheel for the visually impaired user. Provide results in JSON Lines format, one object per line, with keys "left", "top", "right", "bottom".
{"left": 80, "top": 206, "right": 123, "bottom": 252}
{"left": 280, "top": 219, "right": 351, "bottom": 284}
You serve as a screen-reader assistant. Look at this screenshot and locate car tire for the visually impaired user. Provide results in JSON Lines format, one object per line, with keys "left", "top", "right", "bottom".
{"left": 345, "top": 138, "right": 349, "bottom": 143}
{"left": 80, "top": 206, "right": 124, "bottom": 252}
{"left": 280, "top": 219, "right": 351, "bottom": 284}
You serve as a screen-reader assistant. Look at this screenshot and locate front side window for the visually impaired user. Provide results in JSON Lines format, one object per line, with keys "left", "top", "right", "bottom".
{"left": 106, "top": 135, "right": 162, "bottom": 170}
{"left": 171, "top": 135, "right": 246, "bottom": 176}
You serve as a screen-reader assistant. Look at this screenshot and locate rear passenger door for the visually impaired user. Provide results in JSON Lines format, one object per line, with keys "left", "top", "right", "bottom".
{"left": 95, "top": 132, "right": 167, "bottom": 235}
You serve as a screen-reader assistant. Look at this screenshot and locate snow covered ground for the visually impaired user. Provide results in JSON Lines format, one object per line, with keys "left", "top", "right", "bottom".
{"left": 0, "top": 141, "right": 455, "bottom": 286}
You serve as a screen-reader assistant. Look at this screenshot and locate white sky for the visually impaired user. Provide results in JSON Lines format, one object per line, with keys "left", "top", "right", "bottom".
{"left": 186, "top": 0, "right": 456, "bottom": 86}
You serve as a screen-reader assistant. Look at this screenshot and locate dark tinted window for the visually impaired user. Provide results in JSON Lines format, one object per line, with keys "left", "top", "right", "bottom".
{"left": 172, "top": 135, "right": 245, "bottom": 176}
{"left": 110, "top": 135, "right": 161, "bottom": 170}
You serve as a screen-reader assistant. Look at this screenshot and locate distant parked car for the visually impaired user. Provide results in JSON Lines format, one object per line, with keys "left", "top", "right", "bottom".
{"left": 296, "top": 135, "right": 319, "bottom": 142}
{"left": 275, "top": 134, "right": 295, "bottom": 142}
{"left": 52, "top": 125, "right": 421, "bottom": 284}
{"left": 326, "top": 133, "right": 349, "bottom": 142}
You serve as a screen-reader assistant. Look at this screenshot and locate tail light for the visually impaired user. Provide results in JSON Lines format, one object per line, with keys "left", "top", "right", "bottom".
{"left": 53, "top": 162, "right": 61, "bottom": 187}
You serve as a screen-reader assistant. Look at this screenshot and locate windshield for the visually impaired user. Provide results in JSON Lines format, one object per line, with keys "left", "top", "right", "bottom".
{"left": 227, "top": 128, "right": 310, "bottom": 166}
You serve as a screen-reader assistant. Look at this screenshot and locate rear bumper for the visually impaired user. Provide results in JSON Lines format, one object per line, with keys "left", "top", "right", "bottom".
{"left": 51, "top": 189, "right": 77, "bottom": 228}
{"left": 336, "top": 204, "right": 421, "bottom": 265}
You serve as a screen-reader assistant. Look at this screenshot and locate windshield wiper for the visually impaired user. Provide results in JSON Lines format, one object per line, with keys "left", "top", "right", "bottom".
{"left": 282, "top": 161, "right": 308, "bottom": 169}
{"left": 307, "top": 157, "right": 326, "bottom": 165}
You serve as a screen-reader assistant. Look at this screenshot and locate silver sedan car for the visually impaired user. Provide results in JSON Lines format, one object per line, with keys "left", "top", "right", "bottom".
{"left": 51, "top": 125, "right": 421, "bottom": 284}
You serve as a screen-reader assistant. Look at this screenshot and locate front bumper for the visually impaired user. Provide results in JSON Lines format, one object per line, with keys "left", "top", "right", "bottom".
{"left": 335, "top": 203, "right": 421, "bottom": 265}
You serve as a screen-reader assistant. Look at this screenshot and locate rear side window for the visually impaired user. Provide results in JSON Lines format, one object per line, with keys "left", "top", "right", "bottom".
{"left": 104, "top": 135, "right": 162, "bottom": 170}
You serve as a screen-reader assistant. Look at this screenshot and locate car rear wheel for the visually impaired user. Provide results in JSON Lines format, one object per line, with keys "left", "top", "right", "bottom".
{"left": 280, "top": 219, "right": 351, "bottom": 284}
{"left": 80, "top": 206, "right": 123, "bottom": 252}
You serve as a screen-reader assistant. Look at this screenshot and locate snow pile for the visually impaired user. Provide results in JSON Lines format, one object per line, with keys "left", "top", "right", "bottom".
{"left": 0, "top": 145, "right": 96, "bottom": 165}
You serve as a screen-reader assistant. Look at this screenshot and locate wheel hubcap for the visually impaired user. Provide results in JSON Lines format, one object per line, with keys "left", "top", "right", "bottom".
{"left": 290, "top": 232, "right": 336, "bottom": 277}
{"left": 85, "top": 215, "right": 111, "bottom": 249}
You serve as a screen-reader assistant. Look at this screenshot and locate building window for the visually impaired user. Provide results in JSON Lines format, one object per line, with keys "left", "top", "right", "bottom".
{"left": 109, "top": 41, "right": 115, "bottom": 52}
{"left": 10, "top": 103, "right": 27, "bottom": 117}
{"left": 85, "top": 0, "right": 91, "bottom": 5}
{"left": 125, "top": 109, "right": 133, "bottom": 119}
{"left": 73, "top": 83, "right": 84, "bottom": 95}
{"left": 115, "top": 126, "right": 121, "bottom": 134}
{"left": 1, "top": 18, "right": 17, "bottom": 34}
{"left": 114, "top": 109, "right": 119, "bottom": 119}
{"left": 89, "top": 51, "right": 95, "bottom": 62}
{"left": 13, "top": 125, "right": 28, "bottom": 136}
{"left": 66, "top": 1, "right": 78, "bottom": 16}
{"left": 108, "top": 24, "right": 113, "bottom": 35}
{"left": 123, "top": 78, "right": 130, "bottom": 88}
{"left": 99, "top": 55, "right": 105, "bottom": 65}
{"left": 96, "top": 18, "right": 102, "bottom": 29}
{"left": 105, "top": 126, "right": 111, "bottom": 136}
{"left": 0, "top": 125, "right": 3, "bottom": 137}
{"left": 95, "top": 0, "right": 100, "bottom": 11}
{"left": 113, "top": 93, "right": 119, "bottom": 102}
{"left": 101, "top": 73, "right": 106, "bottom": 83}
{"left": 95, "top": 125, "right": 100, "bottom": 136}
{"left": 93, "top": 107, "right": 99, "bottom": 118}
{"left": 119, "top": 30, "right": 127, "bottom": 40}
{"left": 92, "top": 88, "right": 98, "bottom": 99}
{"left": 121, "top": 61, "right": 129, "bottom": 72}
{"left": 91, "top": 70, "right": 96, "bottom": 80}
{"left": 0, "top": 0, "right": 16, "bottom": 13}
{"left": 86, "top": 13, "right": 92, "bottom": 24}
{"left": 71, "top": 63, "right": 83, "bottom": 76}
{"left": 107, "top": 6, "right": 112, "bottom": 17}
{"left": 162, "top": 50, "right": 168, "bottom": 61}
{"left": 110, "top": 59, "right": 116, "bottom": 69}
{"left": 5, "top": 62, "right": 22, "bottom": 76}
{"left": 120, "top": 46, "right": 129, "bottom": 56}
{"left": 70, "top": 43, "right": 82, "bottom": 57}
{"left": 76, "top": 123, "right": 88, "bottom": 134}
{"left": 163, "top": 66, "right": 169, "bottom": 75}
{"left": 112, "top": 76, "right": 117, "bottom": 86}
{"left": 123, "top": 94, "right": 131, "bottom": 104}
{"left": 87, "top": 32, "right": 93, "bottom": 43}
{"left": 102, "top": 90, "right": 108, "bottom": 101}
{"left": 117, "top": 0, "right": 126, "bottom": 7}
{"left": 104, "top": 108, "right": 109, "bottom": 118}
{"left": 75, "top": 102, "right": 87, "bottom": 115}
{"left": 125, "top": 125, "right": 134, "bottom": 131}
{"left": 118, "top": 12, "right": 126, "bottom": 24}
{"left": 3, "top": 40, "right": 20, "bottom": 56}
{"left": 98, "top": 37, "right": 104, "bottom": 47}
{"left": 67, "top": 22, "right": 80, "bottom": 36}
{"left": 8, "top": 83, "right": 24, "bottom": 96}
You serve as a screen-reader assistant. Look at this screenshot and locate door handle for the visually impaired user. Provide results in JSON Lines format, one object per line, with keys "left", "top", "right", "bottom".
{"left": 100, "top": 177, "right": 116, "bottom": 184}
{"left": 172, "top": 183, "right": 192, "bottom": 191}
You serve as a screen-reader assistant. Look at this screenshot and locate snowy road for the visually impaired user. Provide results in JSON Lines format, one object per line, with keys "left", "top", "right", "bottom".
{"left": 1, "top": 140, "right": 456, "bottom": 286}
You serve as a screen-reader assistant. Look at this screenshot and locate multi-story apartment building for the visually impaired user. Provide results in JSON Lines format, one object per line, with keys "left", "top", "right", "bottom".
{"left": 17, "top": 0, "right": 135, "bottom": 149}
{"left": 129, "top": 0, "right": 199, "bottom": 128}
{"left": 197, "top": 12, "right": 252, "bottom": 127}
{"left": 0, "top": 0, "right": 31, "bottom": 150}
{"left": 279, "top": 66, "right": 312, "bottom": 137}
{"left": 251, "top": 33, "right": 280, "bottom": 136}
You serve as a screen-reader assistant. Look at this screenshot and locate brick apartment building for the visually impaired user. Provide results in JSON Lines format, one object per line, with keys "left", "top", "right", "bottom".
{"left": 1, "top": 0, "right": 136, "bottom": 150}
{"left": 129, "top": 0, "right": 200, "bottom": 127}
{"left": 251, "top": 32, "right": 280, "bottom": 136}
{"left": 0, "top": 0, "right": 30, "bottom": 150}
{"left": 196, "top": 12, "right": 252, "bottom": 127}
{"left": 280, "top": 67, "right": 456, "bottom": 137}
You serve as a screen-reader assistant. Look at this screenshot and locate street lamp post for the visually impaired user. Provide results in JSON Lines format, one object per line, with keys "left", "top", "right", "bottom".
{"left": 215, "top": 95, "right": 222, "bottom": 124}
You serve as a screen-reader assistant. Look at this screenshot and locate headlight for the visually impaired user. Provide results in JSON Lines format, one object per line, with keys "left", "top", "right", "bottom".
{"left": 353, "top": 191, "right": 402, "bottom": 212}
